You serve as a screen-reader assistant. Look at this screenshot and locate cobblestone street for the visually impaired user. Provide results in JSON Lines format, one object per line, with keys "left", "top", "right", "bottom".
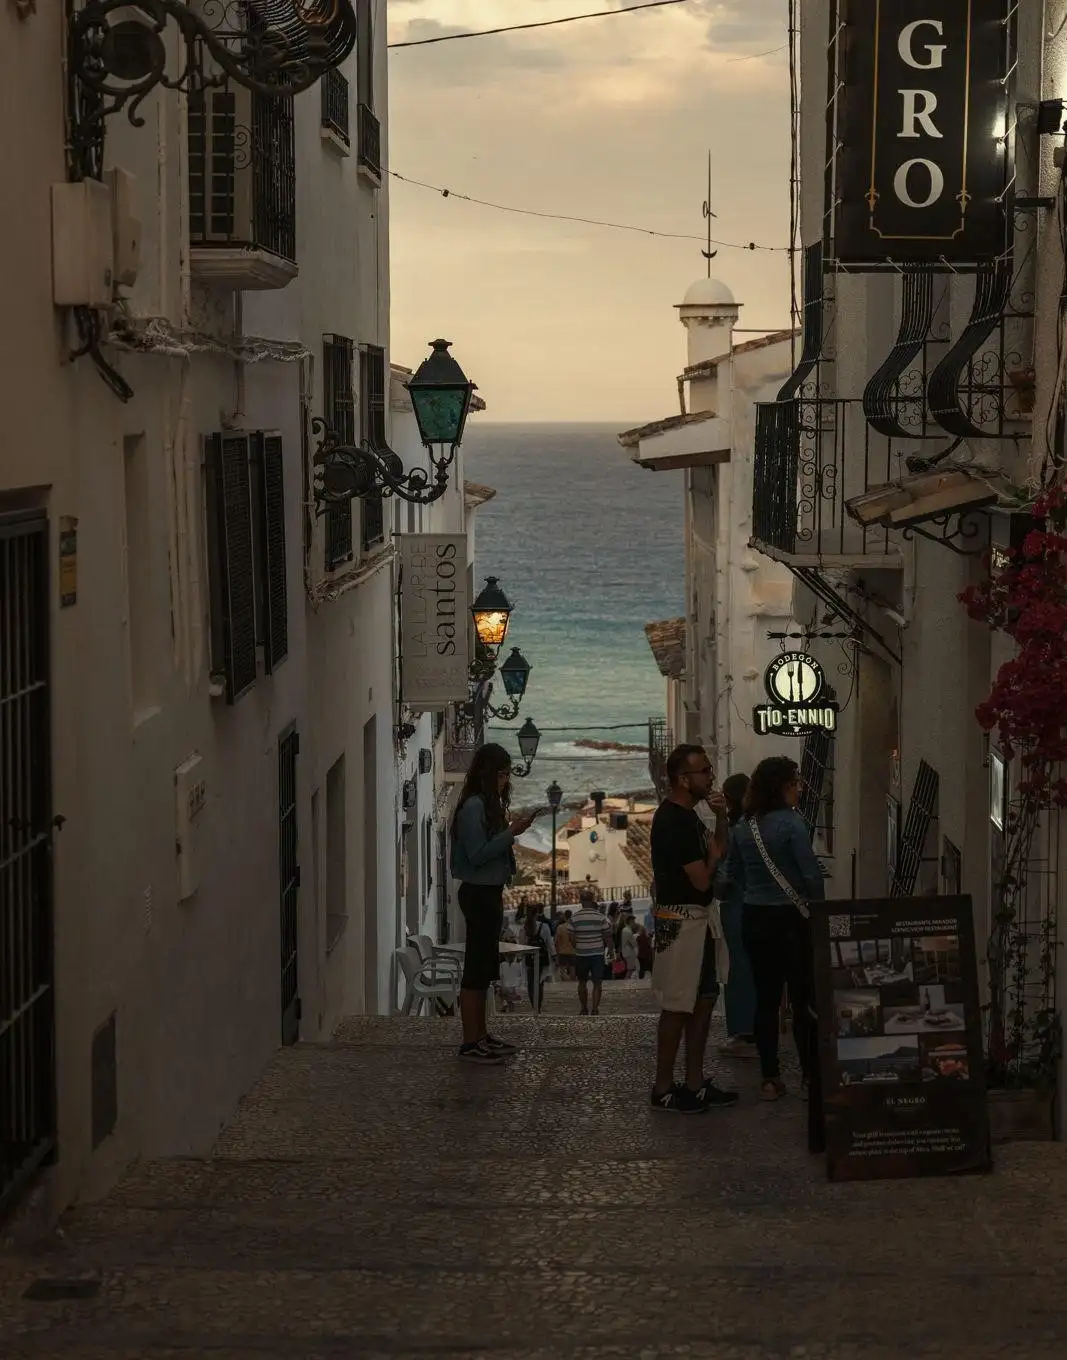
{"left": 3, "top": 980, "right": 1067, "bottom": 1359}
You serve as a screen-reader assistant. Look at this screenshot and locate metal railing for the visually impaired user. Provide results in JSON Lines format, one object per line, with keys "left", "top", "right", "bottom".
{"left": 444, "top": 686, "right": 487, "bottom": 776}
{"left": 504, "top": 882, "right": 650, "bottom": 909}
{"left": 648, "top": 717, "right": 673, "bottom": 798}
{"left": 751, "top": 396, "right": 899, "bottom": 560}
{"left": 320, "top": 67, "right": 350, "bottom": 145}
{"left": 357, "top": 102, "right": 381, "bottom": 177}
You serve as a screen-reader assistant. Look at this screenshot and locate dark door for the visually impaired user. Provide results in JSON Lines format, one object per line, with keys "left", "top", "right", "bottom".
{"left": 0, "top": 512, "right": 56, "bottom": 1215}
{"left": 278, "top": 725, "right": 301, "bottom": 1045}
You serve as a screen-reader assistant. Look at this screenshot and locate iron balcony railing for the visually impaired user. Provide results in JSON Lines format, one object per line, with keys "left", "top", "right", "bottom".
{"left": 357, "top": 103, "right": 381, "bottom": 177}
{"left": 320, "top": 67, "right": 350, "bottom": 146}
{"left": 751, "top": 396, "right": 899, "bottom": 561}
{"left": 444, "top": 687, "right": 488, "bottom": 776}
{"left": 648, "top": 718, "right": 673, "bottom": 799}
{"left": 188, "top": 85, "right": 297, "bottom": 263}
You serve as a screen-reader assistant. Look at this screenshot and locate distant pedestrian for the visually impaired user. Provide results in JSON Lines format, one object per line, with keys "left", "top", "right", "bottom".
{"left": 715, "top": 773, "right": 759, "bottom": 1062}
{"left": 555, "top": 910, "right": 576, "bottom": 980}
{"left": 635, "top": 922, "right": 654, "bottom": 979}
{"left": 571, "top": 888, "right": 613, "bottom": 1016}
{"left": 719, "top": 756, "right": 825, "bottom": 1101}
{"left": 619, "top": 914, "right": 639, "bottom": 978}
{"left": 649, "top": 744, "right": 739, "bottom": 1114}
{"left": 524, "top": 902, "right": 555, "bottom": 1011}
{"left": 450, "top": 744, "right": 536, "bottom": 1064}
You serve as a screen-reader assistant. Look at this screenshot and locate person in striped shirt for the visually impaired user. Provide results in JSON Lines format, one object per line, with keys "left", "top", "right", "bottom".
{"left": 571, "top": 889, "right": 614, "bottom": 1016}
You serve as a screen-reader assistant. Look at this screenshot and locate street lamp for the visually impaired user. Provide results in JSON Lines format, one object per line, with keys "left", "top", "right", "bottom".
{"left": 547, "top": 779, "right": 563, "bottom": 921}
{"left": 486, "top": 646, "right": 532, "bottom": 721}
{"left": 407, "top": 339, "right": 477, "bottom": 452}
{"left": 471, "top": 577, "right": 513, "bottom": 656}
{"left": 511, "top": 717, "right": 541, "bottom": 777}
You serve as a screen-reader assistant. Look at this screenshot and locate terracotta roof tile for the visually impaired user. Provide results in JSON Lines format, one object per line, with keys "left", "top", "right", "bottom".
{"left": 644, "top": 617, "right": 686, "bottom": 680}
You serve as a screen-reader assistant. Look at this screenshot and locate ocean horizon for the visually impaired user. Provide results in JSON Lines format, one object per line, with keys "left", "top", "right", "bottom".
{"left": 463, "top": 421, "right": 683, "bottom": 860}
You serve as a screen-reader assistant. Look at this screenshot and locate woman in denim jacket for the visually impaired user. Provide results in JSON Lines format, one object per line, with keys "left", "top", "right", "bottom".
{"left": 720, "top": 755, "right": 825, "bottom": 1101}
{"left": 450, "top": 743, "right": 535, "bottom": 1064}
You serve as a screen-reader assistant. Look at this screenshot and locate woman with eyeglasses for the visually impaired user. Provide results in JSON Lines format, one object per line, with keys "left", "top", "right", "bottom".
{"left": 450, "top": 743, "right": 536, "bottom": 1064}
{"left": 720, "top": 755, "right": 825, "bottom": 1101}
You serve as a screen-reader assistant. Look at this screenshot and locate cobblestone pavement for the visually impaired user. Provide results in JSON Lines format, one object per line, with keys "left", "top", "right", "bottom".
{"left": 4, "top": 980, "right": 1067, "bottom": 1358}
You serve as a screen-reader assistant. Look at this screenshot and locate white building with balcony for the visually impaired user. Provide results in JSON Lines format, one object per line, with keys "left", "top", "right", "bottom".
{"left": 0, "top": 0, "right": 417, "bottom": 1223}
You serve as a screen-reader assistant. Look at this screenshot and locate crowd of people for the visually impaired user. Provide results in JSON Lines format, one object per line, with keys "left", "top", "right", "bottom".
{"left": 449, "top": 741, "right": 825, "bottom": 1103}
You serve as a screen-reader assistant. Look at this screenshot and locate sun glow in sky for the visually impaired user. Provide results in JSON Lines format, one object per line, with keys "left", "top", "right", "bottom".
{"left": 387, "top": 0, "right": 792, "bottom": 421}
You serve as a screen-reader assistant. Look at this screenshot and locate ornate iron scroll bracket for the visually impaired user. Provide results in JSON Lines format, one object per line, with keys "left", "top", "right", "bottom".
{"left": 862, "top": 266, "right": 940, "bottom": 440}
{"left": 68, "top": 0, "right": 356, "bottom": 180}
{"left": 312, "top": 418, "right": 455, "bottom": 508}
{"left": 899, "top": 508, "right": 991, "bottom": 558}
{"left": 787, "top": 565, "right": 902, "bottom": 666}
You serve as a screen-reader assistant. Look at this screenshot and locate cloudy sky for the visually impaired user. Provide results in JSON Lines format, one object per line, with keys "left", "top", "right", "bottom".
{"left": 386, "top": 0, "right": 793, "bottom": 422}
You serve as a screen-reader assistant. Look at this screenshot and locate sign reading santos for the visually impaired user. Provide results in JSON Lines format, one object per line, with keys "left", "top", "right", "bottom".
{"left": 834, "top": 0, "right": 1008, "bottom": 264}
{"left": 753, "top": 651, "right": 839, "bottom": 738}
{"left": 398, "top": 534, "right": 470, "bottom": 710}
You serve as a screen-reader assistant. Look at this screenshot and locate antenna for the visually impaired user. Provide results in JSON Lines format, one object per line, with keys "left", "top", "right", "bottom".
{"left": 701, "top": 150, "right": 717, "bottom": 276}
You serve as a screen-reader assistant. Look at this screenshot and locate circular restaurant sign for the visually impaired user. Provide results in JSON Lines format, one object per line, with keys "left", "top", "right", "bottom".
{"left": 765, "top": 651, "right": 825, "bottom": 706}
{"left": 754, "top": 651, "right": 839, "bottom": 738}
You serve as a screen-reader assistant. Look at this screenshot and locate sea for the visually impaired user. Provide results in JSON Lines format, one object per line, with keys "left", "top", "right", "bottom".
{"left": 463, "top": 423, "right": 683, "bottom": 853}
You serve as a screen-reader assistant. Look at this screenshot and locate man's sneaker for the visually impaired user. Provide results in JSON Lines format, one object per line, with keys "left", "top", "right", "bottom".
{"left": 484, "top": 1034, "right": 520, "bottom": 1056}
{"left": 694, "top": 1080, "right": 740, "bottom": 1109}
{"left": 458, "top": 1040, "right": 505, "bottom": 1065}
{"left": 719, "top": 1035, "right": 759, "bottom": 1060}
{"left": 650, "top": 1084, "right": 708, "bottom": 1114}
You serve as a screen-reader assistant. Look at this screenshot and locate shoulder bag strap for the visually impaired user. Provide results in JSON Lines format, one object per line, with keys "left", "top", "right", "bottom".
{"left": 747, "top": 818, "right": 810, "bottom": 920}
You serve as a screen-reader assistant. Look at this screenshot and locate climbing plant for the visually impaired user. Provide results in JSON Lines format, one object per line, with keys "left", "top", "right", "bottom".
{"left": 959, "top": 486, "right": 1066, "bottom": 1087}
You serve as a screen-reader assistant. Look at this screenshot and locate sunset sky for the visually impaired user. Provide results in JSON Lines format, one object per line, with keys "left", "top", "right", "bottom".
{"left": 386, "top": 0, "right": 794, "bottom": 422}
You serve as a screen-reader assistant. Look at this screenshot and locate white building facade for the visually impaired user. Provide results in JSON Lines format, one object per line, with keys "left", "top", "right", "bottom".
{"left": 0, "top": 0, "right": 431, "bottom": 1222}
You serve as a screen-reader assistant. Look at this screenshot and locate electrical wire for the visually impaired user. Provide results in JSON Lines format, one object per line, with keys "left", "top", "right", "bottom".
{"left": 388, "top": 170, "right": 789, "bottom": 252}
{"left": 389, "top": 0, "right": 691, "bottom": 48}
{"left": 727, "top": 42, "right": 787, "bottom": 62}
{"left": 488, "top": 722, "right": 650, "bottom": 732}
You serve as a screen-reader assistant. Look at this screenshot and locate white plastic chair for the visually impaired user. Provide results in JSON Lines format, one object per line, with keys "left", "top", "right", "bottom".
{"left": 410, "top": 933, "right": 463, "bottom": 983}
{"left": 396, "top": 945, "right": 460, "bottom": 1017}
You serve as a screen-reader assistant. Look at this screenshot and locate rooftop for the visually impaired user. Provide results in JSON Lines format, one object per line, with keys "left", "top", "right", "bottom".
{"left": 644, "top": 617, "right": 686, "bottom": 679}
{"left": 464, "top": 481, "right": 497, "bottom": 510}
{"left": 617, "top": 409, "right": 717, "bottom": 450}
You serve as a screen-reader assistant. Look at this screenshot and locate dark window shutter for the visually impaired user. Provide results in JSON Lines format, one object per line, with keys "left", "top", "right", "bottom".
{"left": 324, "top": 335, "right": 355, "bottom": 569}
{"left": 207, "top": 432, "right": 257, "bottom": 703}
{"left": 256, "top": 432, "right": 289, "bottom": 673}
{"left": 360, "top": 344, "right": 387, "bottom": 551}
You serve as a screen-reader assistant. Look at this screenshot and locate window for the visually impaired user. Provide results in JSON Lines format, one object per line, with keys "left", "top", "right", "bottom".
{"left": 326, "top": 754, "right": 347, "bottom": 953}
{"left": 320, "top": 67, "right": 350, "bottom": 147}
{"left": 205, "top": 430, "right": 289, "bottom": 703}
{"left": 360, "top": 343, "right": 387, "bottom": 551}
{"left": 323, "top": 335, "right": 356, "bottom": 569}
{"left": 355, "top": 0, "right": 381, "bottom": 178}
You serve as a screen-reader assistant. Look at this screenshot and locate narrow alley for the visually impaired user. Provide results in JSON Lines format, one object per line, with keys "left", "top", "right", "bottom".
{"left": 3, "top": 983, "right": 1067, "bottom": 1359}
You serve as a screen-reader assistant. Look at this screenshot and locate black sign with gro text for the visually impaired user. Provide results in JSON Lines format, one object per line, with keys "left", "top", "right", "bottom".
{"left": 811, "top": 895, "right": 991, "bottom": 1181}
{"left": 834, "top": 0, "right": 1009, "bottom": 264}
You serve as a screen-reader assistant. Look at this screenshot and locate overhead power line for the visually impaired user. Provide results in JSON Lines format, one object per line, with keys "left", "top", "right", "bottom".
{"left": 389, "top": 0, "right": 691, "bottom": 49}
{"left": 388, "top": 171, "right": 788, "bottom": 253}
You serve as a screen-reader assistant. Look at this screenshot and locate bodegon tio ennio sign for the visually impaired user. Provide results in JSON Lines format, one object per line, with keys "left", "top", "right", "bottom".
{"left": 398, "top": 533, "right": 470, "bottom": 710}
{"left": 834, "top": 0, "right": 1008, "bottom": 264}
{"left": 753, "top": 652, "right": 839, "bottom": 738}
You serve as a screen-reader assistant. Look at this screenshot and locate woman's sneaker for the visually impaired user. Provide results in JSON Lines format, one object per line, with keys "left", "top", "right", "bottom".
{"left": 484, "top": 1034, "right": 520, "bottom": 1056}
{"left": 458, "top": 1040, "right": 505, "bottom": 1065}
{"left": 694, "top": 1080, "right": 740, "bottom": 1109}
{"left": 650, "top": 1084, "right": 708, "bottom": 1114}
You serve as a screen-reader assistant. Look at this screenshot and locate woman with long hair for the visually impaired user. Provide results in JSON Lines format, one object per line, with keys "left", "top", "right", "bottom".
{"left": 450, "top": 743, "right": 536, "bottom": 1063}
{"left": 714, "top": 773, "right": 758, "bottom": 1061}
{"left": 720, "top": 756, "right": 825, "bottom": 1100}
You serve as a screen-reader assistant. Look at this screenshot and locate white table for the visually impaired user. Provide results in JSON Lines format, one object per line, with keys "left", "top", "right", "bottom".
{"left": 437, "top": 940, "right": 543, "bottom": 1013}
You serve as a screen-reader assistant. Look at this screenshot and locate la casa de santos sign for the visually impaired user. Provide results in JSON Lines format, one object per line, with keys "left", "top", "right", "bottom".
{"left": 398, "top": 534, "right": 470, "bottom": 710}
{"left": 834, "top": 0, "right": 1008, "bottom": 265}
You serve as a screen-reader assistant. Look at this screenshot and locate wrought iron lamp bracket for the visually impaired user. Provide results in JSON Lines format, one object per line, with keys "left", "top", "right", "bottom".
{"left": 68, "top": 0, "right": 356, "bottom": 177}
{"left": 486, "top": 696, "right": 521, "bottom": 722}
{"left": 311, "top": 419, "right": 453, "bottom": 509}
{"left": 900, "top": 508, "right": 991, "bottom": 558}
{"left": 510, "top": 757, "right": 535, "bottom": 779}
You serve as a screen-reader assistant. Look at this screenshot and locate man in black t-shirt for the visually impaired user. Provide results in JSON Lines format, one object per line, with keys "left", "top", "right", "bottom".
{"left": 649, "top": 744, "right": 739, "bottom": 1114}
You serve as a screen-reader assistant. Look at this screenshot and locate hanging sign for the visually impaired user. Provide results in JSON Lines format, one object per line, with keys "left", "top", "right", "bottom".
{"left": 811, "top": 895, "right": 990, "bottom": 1181}
{"left": 753, "top": 651, "right": 839, "bottom": 737}
{"left": 834, "top": 0, "right": 1009, "bottom": 264}
{"left": 398, "top": 534, "right": 470, "bottom": 709}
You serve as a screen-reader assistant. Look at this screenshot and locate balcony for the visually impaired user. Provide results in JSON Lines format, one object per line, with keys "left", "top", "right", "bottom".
{"left": 444, "top": 689, "right": 487, "bottom": 781}
{"left": 751, "top": 397, "right": 904, "bottom": 568}
{"left": 648, "top": 718, "right": 673, "bottom": 799}
{"left": 357, "top": 103, "right": 382, "bottom": 183}
{"left": 320, "top": 67, "right": 351, "bottom": 153}
{"left": 188, "top": 85, "right": 298, "bottom": 290}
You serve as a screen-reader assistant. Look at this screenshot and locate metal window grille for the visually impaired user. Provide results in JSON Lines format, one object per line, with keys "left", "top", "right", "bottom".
{"left": 323, "top": 335, "right": 355, "bottom": 568}
{"left": 648, "top": 717, "right": 674, "bottom": 799}
{"left": 320, "top": 67, "right": 350, "bottom": 146}
{"left": 799, "top": 724, "right": 834, "bottom": 851}
{"left": 360, "top": 345, "right": 387, "bottom": 551}
{"left": 0, "top": 513, "right": 56, "bottom": 1217}
{"left": 357, "top": 102, "right": 381, "bottom": 177}
{"left": 206, "top": 433, "right": 258, "bottom": 703}
{"left": 942, "top": 836, "right": 962, "bottom": 896}
{"left": 188, "top": 86, "right": 296, "bottom": 262}
{"left": 436, "top": 829, "right": 449, "bottom": 943}
{"left": 891, "top": 760, "right": 940, "bottom": 897}
{"left": 278, "top": 725, "right": 301, "bottom": 1045}
{"left": 253, "top": 433, "right": 289, "bottom": 672}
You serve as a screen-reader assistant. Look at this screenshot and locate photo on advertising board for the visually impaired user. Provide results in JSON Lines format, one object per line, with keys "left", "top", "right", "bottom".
{"left": 811, "top": 895, "right": 991, "bottom": 1181}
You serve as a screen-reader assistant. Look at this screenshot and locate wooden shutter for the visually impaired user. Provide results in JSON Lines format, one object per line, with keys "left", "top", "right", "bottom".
{"left": 207, "top": 433, "right": 257, "bottom": 703}
{"left": 254, "top": 432, "right": 289, "bottom": 673}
